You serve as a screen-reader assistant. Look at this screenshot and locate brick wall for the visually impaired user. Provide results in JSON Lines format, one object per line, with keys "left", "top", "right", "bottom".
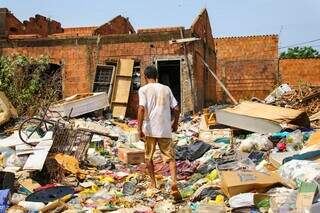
{"left": 0, "top": 8, "right": 216, "bottom": 117}
{"left": 23, "top": 15, "right": 63, "bottom": 36}
{"left": 280, "top": 58, "right": 320, "bottom": 86}
{"left": 94, "top": 16, "right": 135, "bottom": 35}
{"left": 96, "top": 41, "right": 185, "bottom": 117}
{"left": 52, "top": 27, "right": 97, "bottom": 37}
{"left": 191, "top": 8, "right": 216, "bottom": 108}
{"left": 215, "top": 35, "right": 278, "bottom": 102}
{"left": 2, "top": 44, "right": 91, "bottom": 96}
{"left": 0, "top": 35, "right": 202, "bottom": 117}
{"left": 0, "top": 8, "right": 24, "bottom": 37}
{"left": 0, "top": 9, "right": 63, "bottom": 37}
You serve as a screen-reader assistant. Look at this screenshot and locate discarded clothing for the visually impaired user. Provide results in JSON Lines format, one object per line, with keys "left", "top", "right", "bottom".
{"left": 26, "top": 186, "right": 74, "bottom": 204}
{"left": 0, "top": 189, "right": 10, "bottom": 213}
{"left": 175, "top": 140, "right": 211, "bottom": 161}
{"left": 197, "top": 159, "right": 216, "bottom": 174}
{"left": 283, "top": 150, "right": 320, "bottom": 164}
{"left": 248, "top": 151, "right": 265, "bottom": 164}
{"left": 155, "top": 160, "right": 197, "bottom": 180}
{"left": 0, "top": 172, "right": 15, "bottom": 192}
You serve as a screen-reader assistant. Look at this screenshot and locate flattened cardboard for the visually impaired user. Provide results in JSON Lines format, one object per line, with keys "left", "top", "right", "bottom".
{"left": 219, "top": 170, "right": 282, "bottom": 197}
{"left": 306, "top": 131, "right": 320, "bottom": 147}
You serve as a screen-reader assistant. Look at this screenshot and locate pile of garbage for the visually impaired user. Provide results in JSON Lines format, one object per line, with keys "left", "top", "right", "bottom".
{"left": 264, "top": 84, "right": 320, "bottom": 128}
{"left": 0, "top": 84, "right": 319, "bottom": 213}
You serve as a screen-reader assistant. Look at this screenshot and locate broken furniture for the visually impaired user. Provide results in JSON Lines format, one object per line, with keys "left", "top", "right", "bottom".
{"left": 93, "top": 65, "right": 116, "bottom": 103}
{"left": 110, "top": 59, "right": 134, "bottom": 118}
{"left": 18, "top": 107, "right": 113, "bottom": 163}
{"left": 216, "top": 101, "right": 310, "bottom": 134}
{"left": 49, "top": 92, "right": 109, "bottom": 118}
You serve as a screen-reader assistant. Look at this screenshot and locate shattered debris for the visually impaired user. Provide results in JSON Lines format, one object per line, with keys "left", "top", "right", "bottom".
{"left": 0, "top": 81, "right": 319, "bottom": 213}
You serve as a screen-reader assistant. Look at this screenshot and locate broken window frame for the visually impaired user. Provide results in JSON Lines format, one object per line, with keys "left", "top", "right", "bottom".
{"left": 92, "top": 64, "right": 116, "bottom": 102}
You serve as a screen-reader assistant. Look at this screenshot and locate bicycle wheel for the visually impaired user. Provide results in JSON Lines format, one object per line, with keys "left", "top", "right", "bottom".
{"left": 19, "top": 117, "right": 55, "bottom": 146}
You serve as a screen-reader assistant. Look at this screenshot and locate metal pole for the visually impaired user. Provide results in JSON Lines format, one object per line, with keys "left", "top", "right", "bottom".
{"left": 199, "top": 57, "right": 238, "bottom": 105}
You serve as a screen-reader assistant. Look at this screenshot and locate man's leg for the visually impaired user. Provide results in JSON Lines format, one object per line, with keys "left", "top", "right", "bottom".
{"left": 158, "top": 138, "right": 182, "bottom": 201}
{"left": 144, "top": 137, "right": 157, "bottom": 188}
{"left": 158, "top": 139, "right": 179, "bottom": 186}
{"left": 169, "top": 159, "right": 178, "bottom": 188}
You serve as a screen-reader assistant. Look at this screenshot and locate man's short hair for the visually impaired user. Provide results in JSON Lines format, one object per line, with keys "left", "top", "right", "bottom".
{"left": 144, "top": 66, "right": 158, "bottom": 80}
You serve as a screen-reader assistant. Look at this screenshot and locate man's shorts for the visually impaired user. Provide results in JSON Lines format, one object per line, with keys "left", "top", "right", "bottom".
{"left": 144, "top": 137, "right": 175, "bottom": 162}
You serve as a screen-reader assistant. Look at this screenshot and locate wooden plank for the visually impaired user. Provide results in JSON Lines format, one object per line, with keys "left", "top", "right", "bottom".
{"left": 111, "top": 59, "right": 134, "bottom": 117}
{"left": 23, "top": 139, "right": 53, "bottom": 171}
{"left": 113, "top": 78, "right": 132, "bottom": 103}
{"left": 112, "top": 105, "right": 128, "bottom": 118}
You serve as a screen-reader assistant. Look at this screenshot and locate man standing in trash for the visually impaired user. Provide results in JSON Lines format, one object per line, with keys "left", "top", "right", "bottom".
{"left": 138, "top": 65, "right": 182, "bottom": 200}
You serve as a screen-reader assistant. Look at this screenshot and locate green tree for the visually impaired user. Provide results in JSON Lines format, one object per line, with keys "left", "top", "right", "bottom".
{"left": 280, "top": 46, "right": 320, "bottom": 59}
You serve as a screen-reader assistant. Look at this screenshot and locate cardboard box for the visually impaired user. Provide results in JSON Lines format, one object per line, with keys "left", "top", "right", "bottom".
{"left": 118, "top": 147, "right": 145, "bottom": 164}
{"left": 219, "top": 170, "right": 282, "bottom": 197}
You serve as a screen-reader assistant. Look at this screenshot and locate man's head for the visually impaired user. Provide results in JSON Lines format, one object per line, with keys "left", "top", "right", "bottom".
{"left": 144, "top": 65, "right": 158, "bottom": 82}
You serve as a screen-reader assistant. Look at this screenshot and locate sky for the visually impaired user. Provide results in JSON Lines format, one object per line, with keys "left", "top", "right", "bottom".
{"left": 2, "top": 0, "right": 320, "bottom": 51}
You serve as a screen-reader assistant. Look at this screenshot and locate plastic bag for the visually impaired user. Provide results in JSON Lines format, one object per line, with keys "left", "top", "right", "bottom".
{"left": 267, "top": 187, "right": 297, "bottom": 212}
{"left": 279, "top": 160, "right": 320, "bottom": 186}
{"left": 5, "top": 154, "right": 22, "bottom": 168}
{"left": 239, "top": 134, "right": 273, "bottom": 152}
{"left": 86, "top": 152, "right": 107, "bottom": 167}
{"left": 90, "top": 188, "right": 113, "bottom": 201}
{"left": 286, "top": 130, "right": 304, "bottom": 151}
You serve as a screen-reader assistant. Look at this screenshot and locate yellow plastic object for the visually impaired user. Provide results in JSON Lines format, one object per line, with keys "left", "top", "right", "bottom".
{"left": 206, "top": 169, "right": 218, "bottom": 182}
{"left": 79, "top": 184, "right": 100, "bottom": 195}
{"left": 99, "top": 176, "right": 115, "bottom": 184}
{"left": 208, "top": 194, "right": 224, "bottom": 205}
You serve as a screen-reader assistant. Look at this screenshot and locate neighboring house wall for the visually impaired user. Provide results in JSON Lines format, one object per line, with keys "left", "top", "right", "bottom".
{"left": 215, "top": 35, "right": 278, "bottom": 102}
{"left": 280, "top": 58, "right": 320, "bottom": 86}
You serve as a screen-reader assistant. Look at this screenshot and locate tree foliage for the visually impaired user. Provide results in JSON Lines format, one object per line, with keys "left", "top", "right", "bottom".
{"left": 280, "top": 46, "right": 320, "bottom": 59}
{"left": 0, "top": 54, "right": 61, "bottom": 115}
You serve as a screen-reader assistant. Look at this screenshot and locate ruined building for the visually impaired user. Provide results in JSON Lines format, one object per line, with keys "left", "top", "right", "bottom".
{"left": 3, "top": 8, "right": 315, "bottom": 118}
{"left": 0, "top": 8, "right": 216, "bottom": 117}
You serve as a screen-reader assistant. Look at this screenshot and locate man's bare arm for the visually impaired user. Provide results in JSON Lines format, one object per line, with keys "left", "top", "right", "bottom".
{"left": 137, "top": 105, "right": 145, "bottom": 138}
{"left": 172, "top": 105, "right": 180, "bottom": 132}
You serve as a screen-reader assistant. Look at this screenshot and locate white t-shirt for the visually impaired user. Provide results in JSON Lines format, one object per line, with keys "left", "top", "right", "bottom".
{"left": 138, "top": 83, "right": 178, "bottom": 138}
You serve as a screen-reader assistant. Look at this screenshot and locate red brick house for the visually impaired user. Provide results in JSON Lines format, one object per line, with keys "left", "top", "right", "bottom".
{"left": 0, "top": 8, "right": 216, "bottom": 117}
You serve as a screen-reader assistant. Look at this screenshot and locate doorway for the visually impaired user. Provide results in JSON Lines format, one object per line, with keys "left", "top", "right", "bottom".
{"left": 157, "top": 60, "right": 181, "bottom": 104}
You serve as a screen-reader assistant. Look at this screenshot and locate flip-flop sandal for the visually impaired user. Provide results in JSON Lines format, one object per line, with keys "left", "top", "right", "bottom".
{"left": 171, "top": 185, "right": 182, "bottom": 203}
{"left": 171, "top": 190, "right": 183, "bottom": 203}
